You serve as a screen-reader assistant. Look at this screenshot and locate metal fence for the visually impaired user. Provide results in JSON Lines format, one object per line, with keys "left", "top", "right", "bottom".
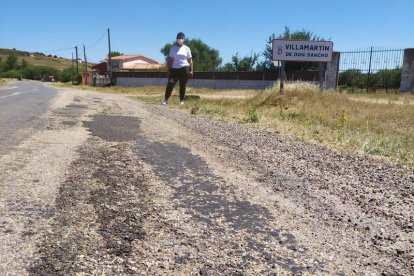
{"left": 338, "top": 47, "right": 404, "bottom": 91}
{"left": 112, "top": 48, "right": 406, "bottom": 91}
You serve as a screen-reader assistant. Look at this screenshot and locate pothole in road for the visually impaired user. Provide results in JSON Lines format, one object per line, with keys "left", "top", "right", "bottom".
{"left": 83, "top": 115, "right": 141, "bottom": 142}
{"left": 55, "top": 104, "right": 87, "bottom": 118}
{"left": 135, "top": 139, "right": 325, "bottom": 273}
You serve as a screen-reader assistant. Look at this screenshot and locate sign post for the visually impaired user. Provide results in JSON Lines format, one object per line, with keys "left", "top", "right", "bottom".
{"left": 272, "top": 39, "right": 334, "bottom": 92}
{"left": 318, "top": 62, "right": 324, "bottom": 90}
{"left": 280, "top": 61, "right": 286, "bottom": 94}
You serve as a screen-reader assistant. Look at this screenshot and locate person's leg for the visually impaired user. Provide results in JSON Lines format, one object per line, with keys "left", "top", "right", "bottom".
{"left": 164, "top": 69, "right": 179, "bottom": 101}
{"left": 178, "top": 67, "right": 189, "bottom": 102}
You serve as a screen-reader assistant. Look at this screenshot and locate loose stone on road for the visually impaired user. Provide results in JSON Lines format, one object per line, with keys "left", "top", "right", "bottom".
{"left": 0, "top": 82, "right": 413, "bottom": 275}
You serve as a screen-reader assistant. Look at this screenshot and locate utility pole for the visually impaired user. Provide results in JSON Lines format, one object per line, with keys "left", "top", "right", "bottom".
{"left": 83, "top": 44, "right": 88, "bottom": 85}
{"left": 71, "top": 52, "right": 74, "bottom": 84}
{"left": 107, "top": 28, "right": 112, "bottom": 83}
{"left": 75, "top": 46, "right": 79, "bottom": 84}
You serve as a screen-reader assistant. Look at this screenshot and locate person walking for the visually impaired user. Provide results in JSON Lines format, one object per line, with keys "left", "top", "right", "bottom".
{"left": 161, "top": 32, "right": 193, "bottom": 105}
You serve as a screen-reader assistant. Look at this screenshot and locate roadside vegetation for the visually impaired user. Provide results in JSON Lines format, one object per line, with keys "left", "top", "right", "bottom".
{"left": 57, "top": 82, "right": 414, "bottom": 167}
{"left": 0, "top": 78, "right": 8, "bottom": 86}
{"left": 0, "top": 48, "right": 72, "bottom": 70}
{"left": 0, "top": 48, "right": 89, "bottom": 82}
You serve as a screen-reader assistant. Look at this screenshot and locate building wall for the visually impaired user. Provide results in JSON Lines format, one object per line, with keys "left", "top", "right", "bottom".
{"left": 116, "top": 77, "right": 276, "bottom": 89}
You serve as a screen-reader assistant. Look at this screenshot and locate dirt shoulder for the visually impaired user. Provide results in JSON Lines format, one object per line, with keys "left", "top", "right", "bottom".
{"left": 125, "top": 98, "right": 414, "bottom": 275}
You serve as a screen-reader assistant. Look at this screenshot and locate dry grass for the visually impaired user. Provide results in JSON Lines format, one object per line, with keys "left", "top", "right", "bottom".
{"left": 58, "top": 82, "right": 414, "bottom": 166}
{"left": 0, "top": 54, "right": 73, "bottom": 71}
{"left": 0, "top": 79, "right": 7, "bottom": 86}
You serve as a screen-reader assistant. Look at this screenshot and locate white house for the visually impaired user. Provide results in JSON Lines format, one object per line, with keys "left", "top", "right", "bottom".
{"left": 109, "top": 55, "right": 163, "bottom": 72}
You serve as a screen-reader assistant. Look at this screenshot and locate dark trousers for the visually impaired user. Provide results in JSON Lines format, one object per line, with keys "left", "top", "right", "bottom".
{"left": 164, "top": 66, "right": 189, "bottom": 101}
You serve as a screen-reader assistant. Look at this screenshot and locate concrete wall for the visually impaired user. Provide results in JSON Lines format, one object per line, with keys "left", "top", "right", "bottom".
{"left": 116, "top": 77, "right": 276, "bottom": 90}
{"left": 400, "top": 48, "right": 414, "bottom": 92}
{"left": 325, "top": 52, "right": 340, "bottom": 89}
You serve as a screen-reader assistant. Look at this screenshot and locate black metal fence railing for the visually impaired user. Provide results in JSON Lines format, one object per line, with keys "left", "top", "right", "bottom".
{"left": 112, "top": 48, "right": 406, "bottom": 91}
{"left": 338, "top": 47, "right": 404, "bottom": 91}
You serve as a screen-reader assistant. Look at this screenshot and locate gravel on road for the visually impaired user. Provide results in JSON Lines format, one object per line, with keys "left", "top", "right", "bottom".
{"left": 1, "top": 86, "right": 413, "bottom": 275}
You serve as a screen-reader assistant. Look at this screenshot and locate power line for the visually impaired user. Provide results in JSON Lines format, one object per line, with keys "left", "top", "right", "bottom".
{"left": 86, "top": 30, "right": 107, "bottom": 50}
{"left": 31, "top": 29, "right": 107, "bottom": 58}
{"left": 42, "top": 46, "right": 75, "bottom": 54}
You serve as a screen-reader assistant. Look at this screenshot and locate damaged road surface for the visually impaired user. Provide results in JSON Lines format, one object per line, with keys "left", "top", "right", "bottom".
{"left": 0, "top": 82, "right": 413, "bottom": 275}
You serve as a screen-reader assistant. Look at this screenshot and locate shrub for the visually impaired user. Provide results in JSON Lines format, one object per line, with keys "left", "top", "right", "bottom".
{"left": 374, "top": 69, "right": 401, "bottom": 91}
{"left": 338, "top": 69, "right": 367, "bottom": 89}
{"left": 338, "top": 68, "right": 401, "bottom": 91}
{"left": 60, "top": 67, "right": 75, "bottom": 83}
{"left": 0, "top": 69, "right": 23, "bottom": 78}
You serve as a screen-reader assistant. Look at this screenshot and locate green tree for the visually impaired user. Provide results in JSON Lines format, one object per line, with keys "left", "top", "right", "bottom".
{"left": 21, "top": 65, "right": 42, "bottom": 80}
{"left": 60, "top": 67, "right": 75, "bottom": 83}
{"left": 20, "top": 65, "right": 60, "bottom": 81}
{"left": 221, "top": 52, "right": 259, "bottom": 72}
{"left": 0, "top": 69, "right": 22, "bottom": 79}
{"left": 338, "top": 69, "right": 366, "bottom": 89}
{"left": 20, "top": 58, "right": 28, "bottom": 69}
{"left": 161, "top": 38, "right": 222, "bottom": 71}
{"left": 4, "top": 53, "right": 18, "bottom": 71}
{"left": 259, "top": 26, "right": 325, "bottom": 71}
{"left": 109, "top": 51, "right": 123, "bottom": 57}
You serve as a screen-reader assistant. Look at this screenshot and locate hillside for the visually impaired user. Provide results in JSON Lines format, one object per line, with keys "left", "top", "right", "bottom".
{"left": 0, "top": 48, "right": 78, "bottom": 71}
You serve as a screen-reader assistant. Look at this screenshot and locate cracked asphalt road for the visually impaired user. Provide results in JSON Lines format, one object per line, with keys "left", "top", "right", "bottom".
{"left": 0, "top": 82, "right": 413, "bottom": 275}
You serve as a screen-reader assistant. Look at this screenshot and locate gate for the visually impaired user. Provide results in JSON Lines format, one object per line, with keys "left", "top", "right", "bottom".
{"left": 338, "top": 47, "right": 404, "bottom": 91}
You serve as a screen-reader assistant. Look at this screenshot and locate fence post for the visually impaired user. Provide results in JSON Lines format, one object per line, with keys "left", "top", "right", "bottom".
{"left": 400, "top": 48, "right": 414, "bottom": 92}
{"left": 318, "top": 62, "right": 325, "bottom": 90}
{"left": 367, "top": 47, "right": 373, "bottom": 92}
{"left": 326, "top": 52, "right": 340, "bottom": 89}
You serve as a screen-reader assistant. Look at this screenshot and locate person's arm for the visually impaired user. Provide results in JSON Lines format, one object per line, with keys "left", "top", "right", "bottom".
{"left": 187, "top": 57, "right": 193, "bottom": 78}
{"left": 167, "top": 57, "right": 174, "bottom": 77}
{"left": 167, "top": 46, "right": 175, "bottom": 78}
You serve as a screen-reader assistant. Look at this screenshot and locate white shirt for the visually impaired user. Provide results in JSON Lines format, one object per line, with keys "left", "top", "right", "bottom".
{"left": 169, "top": 44, "right": 192, "bottom": 69}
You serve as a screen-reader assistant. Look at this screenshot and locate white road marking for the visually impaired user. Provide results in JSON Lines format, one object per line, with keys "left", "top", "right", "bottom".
{"left": 0, "top": 86, "right": 18, "bottom": 90}
{"left": 0, "top": 92, "right": 20, "bottom": 99}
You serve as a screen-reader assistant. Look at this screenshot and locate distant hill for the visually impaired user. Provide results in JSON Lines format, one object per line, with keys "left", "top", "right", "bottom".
{"left": 0, "top": 48, "right": 82, "bottom": 71}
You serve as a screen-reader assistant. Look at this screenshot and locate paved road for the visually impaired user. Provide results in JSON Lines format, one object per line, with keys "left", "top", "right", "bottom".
{"left": 0, "top": 84, "right": 412, "bottom": 275}
{"left": 0, "top": 81, "right": 56, "bottom": 155}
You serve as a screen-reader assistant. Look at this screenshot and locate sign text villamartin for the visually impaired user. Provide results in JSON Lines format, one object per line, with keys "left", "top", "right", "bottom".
{"left": 272, "top": 39, "right": 334, "bottom": 62}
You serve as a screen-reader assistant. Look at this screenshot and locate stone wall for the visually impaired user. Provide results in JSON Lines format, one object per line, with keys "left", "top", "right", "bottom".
{"left": 116, "top": 77, "right": 276, "bottom": 90}
{"left": 400, "top": 48, "right": 414, "bottom": 92}
{"left": 325, "top": 52, "right": 340, "bottom": 89}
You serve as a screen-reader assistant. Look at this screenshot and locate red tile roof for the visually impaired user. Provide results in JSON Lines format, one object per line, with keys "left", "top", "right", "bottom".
{"left": 110, "top": 55, "right": 160, "bottom": 64}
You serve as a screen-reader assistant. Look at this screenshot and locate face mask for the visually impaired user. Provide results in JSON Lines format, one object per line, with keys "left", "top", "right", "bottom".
{"left": 177, "top": 38, "right": 184, "bottom": 45}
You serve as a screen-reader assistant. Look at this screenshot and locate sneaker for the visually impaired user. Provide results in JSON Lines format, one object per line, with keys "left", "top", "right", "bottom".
{"left": 161, "top": 100, "right": 168, "bottom": 105}
{"left": 180, "top": 101, "right": 185, "bottom": 105}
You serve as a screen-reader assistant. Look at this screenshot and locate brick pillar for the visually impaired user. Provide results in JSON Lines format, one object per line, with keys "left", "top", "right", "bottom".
{"left": 400, "top": 48, "right": 414, "bottom": 92}
{"left": 325, "top": 52, "right": 340, "bottom": 89}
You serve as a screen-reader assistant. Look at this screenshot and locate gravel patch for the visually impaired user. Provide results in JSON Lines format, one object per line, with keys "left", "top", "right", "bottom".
{"left": 136, "top": 102, "right": 414, "bottom": 274}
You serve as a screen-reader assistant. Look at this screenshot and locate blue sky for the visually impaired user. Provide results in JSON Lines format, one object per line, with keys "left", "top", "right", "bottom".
{"left": 1, "top": 0, "right": 413, "bottom": 64}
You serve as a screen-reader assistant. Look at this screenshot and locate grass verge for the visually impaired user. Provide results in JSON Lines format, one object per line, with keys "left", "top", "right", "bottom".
{"left": 0, "top": 78, "right": 10, "bottom": 86}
